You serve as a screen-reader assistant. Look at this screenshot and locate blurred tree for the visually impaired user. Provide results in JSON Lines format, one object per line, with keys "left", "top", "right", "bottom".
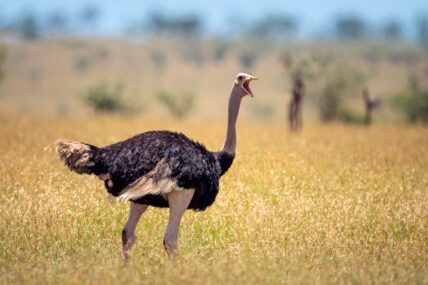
{"left": 251, "top": 14, "right": 298, "bottom": 40}
{"left": 316, "top": 67, "right": 367, "bottom": 122}
{"left": 280, "top": 52, "right": 320, "bottom": 130}
{"left": 79, "top": 4, "right": 100, "bottom": 34}
{"left": 335, "top": 15, "right": 367, "bottom": 40}
{"left": 317, "top": 74, "right": 346, "bottom": 122}
{"left": 147, "top": 12, "right": 202, "bottom": 37}
{"left": 416, "top": 14, "right": 428, "bottom": 49}
{"left": 382, "top": 20, "right": 402, "bottom": 40}
{"left": 287, "top": 52, "right": 367, "bottom": 123}
{"left": 47, "top": 10, "right": 68, "bottom": 35}
{"left": 392, "top": 74, "right": 428, "bottom": 123}
{"left": 80, "top": 5, "right": 99, "bottom": 33}
{"left": 288, "top": 72, "right": 305, "bottom": 131}
{"left": 19, "top": 13, "right": 40, "bottom": 40}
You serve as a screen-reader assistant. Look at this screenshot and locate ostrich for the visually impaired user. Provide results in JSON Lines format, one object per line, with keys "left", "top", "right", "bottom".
{"left": 55, "top": 73, "right": 258, "bottom": 260}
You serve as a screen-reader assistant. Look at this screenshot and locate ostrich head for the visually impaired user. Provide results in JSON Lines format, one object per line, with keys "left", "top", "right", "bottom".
{"left": 234, "top": 73, "right": 258, "bottom": 97}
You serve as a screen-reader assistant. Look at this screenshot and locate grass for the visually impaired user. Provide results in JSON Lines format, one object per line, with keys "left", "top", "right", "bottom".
{"left": 0, "top": 114, "right": 427, "bottom": 284}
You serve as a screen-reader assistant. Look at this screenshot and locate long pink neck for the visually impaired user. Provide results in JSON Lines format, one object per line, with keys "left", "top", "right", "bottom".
{"left": 221, "top": 85, "right": 243, "bottom": 155}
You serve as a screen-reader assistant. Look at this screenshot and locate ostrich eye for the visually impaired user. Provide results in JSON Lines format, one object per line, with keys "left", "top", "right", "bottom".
{"left": 238, "top": 75, "right": 244, "bottom": 80}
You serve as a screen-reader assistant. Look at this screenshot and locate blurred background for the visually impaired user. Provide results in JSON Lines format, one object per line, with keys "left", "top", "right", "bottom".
{"left": 0, "top": 0, "right": 427, "bottom": 125}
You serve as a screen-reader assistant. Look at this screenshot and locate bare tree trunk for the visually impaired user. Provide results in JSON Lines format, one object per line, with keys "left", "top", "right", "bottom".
{"left": 288, "top": 72, "right": 305, "bottom": 131}
{"left": 363, "top": 87, "right": 379, "bottom": 126}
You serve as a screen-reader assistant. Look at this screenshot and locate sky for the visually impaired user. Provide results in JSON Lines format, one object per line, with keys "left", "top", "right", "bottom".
{"left": 0, "top": 0, "right": 427, "bottom": 36}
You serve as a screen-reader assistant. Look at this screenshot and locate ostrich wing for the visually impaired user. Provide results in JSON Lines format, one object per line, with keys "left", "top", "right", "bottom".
{"left": 117, "top": 159, "right": 179, "bottom": 202}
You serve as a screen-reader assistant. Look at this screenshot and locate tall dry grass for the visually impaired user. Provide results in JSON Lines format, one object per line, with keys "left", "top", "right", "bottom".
{"left": 0, "top": 114, "right": 427, "bottom": 284}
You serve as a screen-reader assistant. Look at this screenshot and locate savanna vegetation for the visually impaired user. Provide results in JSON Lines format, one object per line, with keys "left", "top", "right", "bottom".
{"left": 0, "top": 115, "right": 427, "bottom": 284}
{"left": 0, "top": 7, "right": 427, "bottom": 284}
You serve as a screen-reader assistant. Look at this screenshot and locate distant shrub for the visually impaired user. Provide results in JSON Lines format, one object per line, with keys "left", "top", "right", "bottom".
{"left": 336, "top": 108, "right": 365, "bottom": 124}
{"left": 83, "top": 82, "right": 138, "bottom": 114}
{"left": 312, "top": 66, "right": 367, "bottom": 122}
{"left": 156, "top": 91, "right": 195, "bottom": 119}
{"left": 392, "top": 75, "right": 428, "bottom": 123}
{"left": 239, "top": 51, "right": 257, "bottom": 68}
{"left": 317, "top": 83, "right": 342, "bottom": 122}
{"left": 74, "top": 55, "right": 90, "bottom": 72}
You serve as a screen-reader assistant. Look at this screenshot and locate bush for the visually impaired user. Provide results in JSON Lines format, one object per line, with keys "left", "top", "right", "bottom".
{"left": 83, "top": 83, "right": 138, "bottom": 114}
{"left": 156, "top": 91, "right": 195, "bottom": 119}
{"left": 337, "top": 108, "right": 365, "bottom": 124}
{"left": 392, "top": 75, "right": 428, "bottom": 123}
{"left": 74, "top": 55, "right": 90, "bottom": 72}
{"left": 317, "top": 82, "right": 343, "bottom": 122}
{"left": 314, "top": 67, "right": 366, "bottom": 122}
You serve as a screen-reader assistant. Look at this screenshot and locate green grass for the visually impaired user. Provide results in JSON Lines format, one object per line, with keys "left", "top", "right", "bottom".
{"left": 0, "top": 115, "right": 427, "bottom": 284}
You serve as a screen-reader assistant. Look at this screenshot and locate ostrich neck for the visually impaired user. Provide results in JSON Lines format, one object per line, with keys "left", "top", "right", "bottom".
{"left": 221, "top": 86, "right": 243, "bottom": 155}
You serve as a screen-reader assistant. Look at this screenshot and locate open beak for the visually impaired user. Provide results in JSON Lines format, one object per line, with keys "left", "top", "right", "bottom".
{"left": 243, "top": 76, "right": 258, "bottom": 97}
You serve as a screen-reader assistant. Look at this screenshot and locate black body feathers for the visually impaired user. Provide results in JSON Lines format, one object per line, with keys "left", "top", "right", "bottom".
{"left": 56, "top": 131, "right": 235, "bottom": 211}
{"left": 215, "top": 151, "right": 235, "bottom": 176}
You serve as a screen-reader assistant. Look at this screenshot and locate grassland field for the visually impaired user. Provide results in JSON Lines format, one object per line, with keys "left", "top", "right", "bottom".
{"left": 0, "top": 114, "right": 427, "bottom": 284}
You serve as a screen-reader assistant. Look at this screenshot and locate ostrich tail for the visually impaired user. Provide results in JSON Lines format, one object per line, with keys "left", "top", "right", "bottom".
{"left": 55, "top": 139, "right": 97, "bottom": 174}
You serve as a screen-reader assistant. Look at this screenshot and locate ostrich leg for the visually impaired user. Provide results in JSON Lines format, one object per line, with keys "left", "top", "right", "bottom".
{"left": 163, "top": 189, "right": 195, "bottom": 257}
{"left": 122, "top": 202, "right": 148, "bottom": 261}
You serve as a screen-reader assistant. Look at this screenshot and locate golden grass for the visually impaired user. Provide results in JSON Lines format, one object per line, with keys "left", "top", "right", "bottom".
{"left": 0, "top": 114, "right": 427, "bottom": 284}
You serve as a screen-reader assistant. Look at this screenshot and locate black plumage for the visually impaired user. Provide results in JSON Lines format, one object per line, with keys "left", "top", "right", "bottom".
{"left": 56, "top": 72, "right": 258, "bottom": 258}
{"left": 57, "top": 131, "right": 234, "bottom": 211}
